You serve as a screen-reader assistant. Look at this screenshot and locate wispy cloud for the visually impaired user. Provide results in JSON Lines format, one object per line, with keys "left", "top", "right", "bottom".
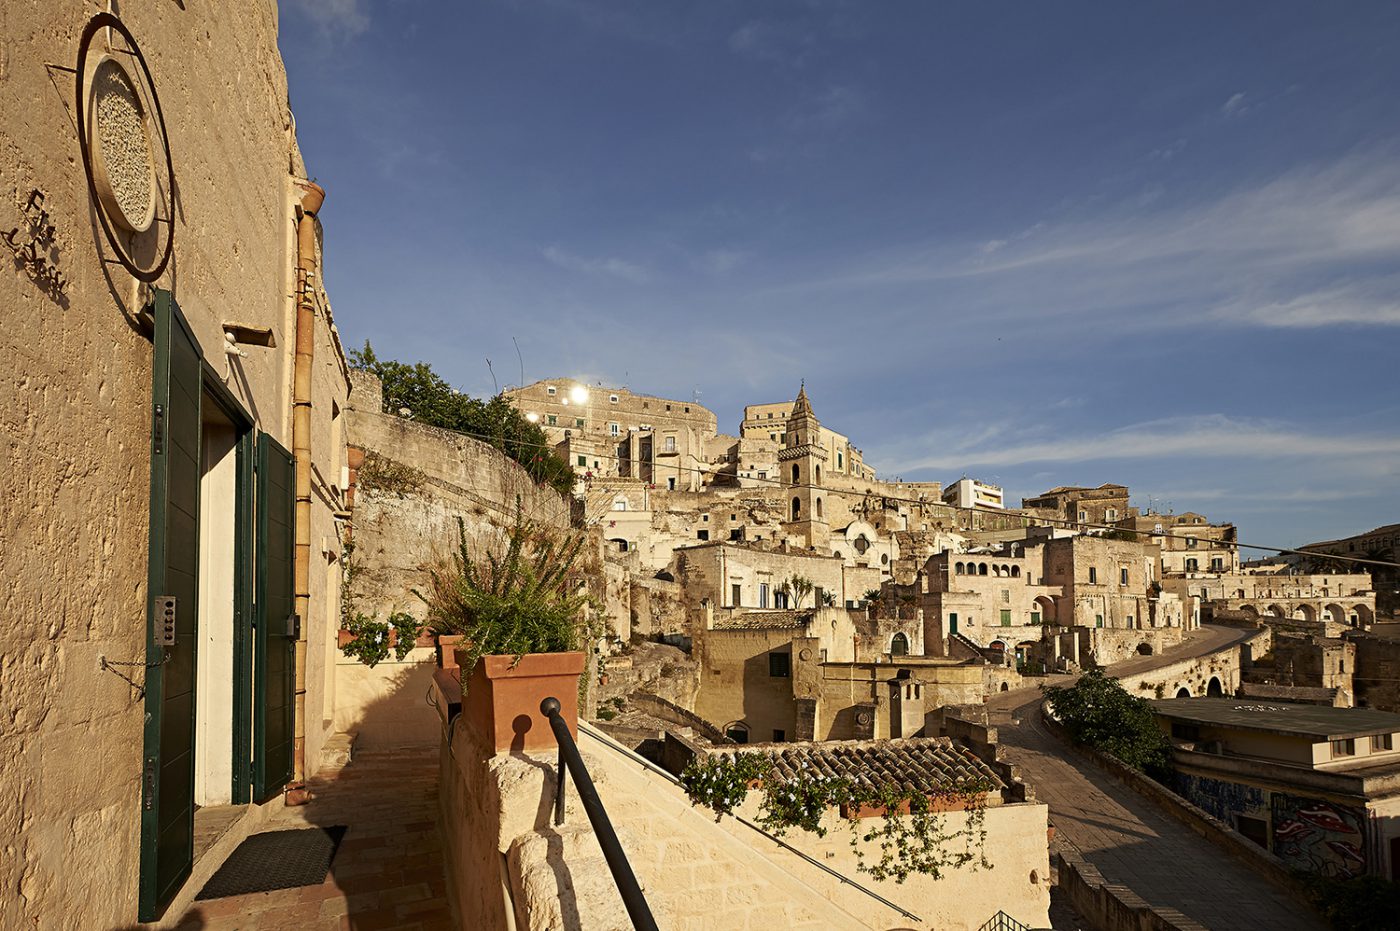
{"left": 728, "top": 19, "right": 817, "bottom": 67}
{"left": 883, "top": 414, "right": 1400, "bottom": 473}
{"left": 289, "top": 0, "right": 369, "bottom": 41}
{"left": 780, "top": 149, "right": 1400, "bottom": 330}
{"left": 541, "top": 246, "right": 651, "bottom": 283}
{"left": 696, "top": 248, "right": 748, "bottom": 275}
{"left": 1221, "top": 91, "right": 1249, "bottom": 118}
{"left": 784, "top": 84, "right": 866, "bottom": 130}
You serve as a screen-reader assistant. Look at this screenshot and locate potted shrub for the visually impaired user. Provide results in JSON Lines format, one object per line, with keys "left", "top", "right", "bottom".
{"left": 418, "top": 502, "right": 600, "bottom": 754}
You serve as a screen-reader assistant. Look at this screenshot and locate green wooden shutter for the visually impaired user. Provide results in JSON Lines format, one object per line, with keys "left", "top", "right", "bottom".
{"left": 254, "top": 432, "right": 296, "bottom": 803}
{"left": 139, "top": 291, "right": 203, "bottom": 922}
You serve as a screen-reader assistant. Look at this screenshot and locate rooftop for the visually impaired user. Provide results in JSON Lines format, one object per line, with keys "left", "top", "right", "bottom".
{"left": 714, "top": 737, "right": 1006, "bottom": 794}
{"left": 1151, "top": 697, "right": 1400, "bottom": 740}
{"left": 710, "top": 609, "right": 813, "bottom": 631}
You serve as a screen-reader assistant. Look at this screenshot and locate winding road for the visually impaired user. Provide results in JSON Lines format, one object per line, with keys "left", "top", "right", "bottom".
{"left": 986, "top": 625, "right": 1328, "bottom": 931}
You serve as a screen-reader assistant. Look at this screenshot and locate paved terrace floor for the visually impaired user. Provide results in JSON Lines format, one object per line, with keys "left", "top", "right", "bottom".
{"left": 988, "top": 625, "right": 1327, "bottom": 931}
{"left": 176, "top": 748, "right": 453, "bottom": 931}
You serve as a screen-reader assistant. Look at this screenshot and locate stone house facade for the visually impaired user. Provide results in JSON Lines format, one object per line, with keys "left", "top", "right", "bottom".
{"left": 2, "top": 4, "right": 351, "bottom": 925}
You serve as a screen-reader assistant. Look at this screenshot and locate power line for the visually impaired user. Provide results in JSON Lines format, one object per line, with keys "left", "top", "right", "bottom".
{"left": 413, "top": 418, "right": 1400, "bottom": 572}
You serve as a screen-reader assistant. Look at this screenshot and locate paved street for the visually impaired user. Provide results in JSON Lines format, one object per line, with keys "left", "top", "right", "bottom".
{"left": 175, "top": 749, "right": 453, "bottom": 931}
{"left": 988, "top": 626, "right": 1327, "bottom": 931}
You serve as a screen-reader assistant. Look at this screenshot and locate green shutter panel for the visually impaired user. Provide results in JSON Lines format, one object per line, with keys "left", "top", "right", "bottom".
{"left": 139, "top": 291, "right": 203, "bottom": 922}
{"left": 254, "top": 432, "right": 296, "bottom": 803}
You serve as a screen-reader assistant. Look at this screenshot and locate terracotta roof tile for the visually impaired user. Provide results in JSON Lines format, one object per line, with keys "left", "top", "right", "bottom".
{"left": 710, "top": 610, "right": 813, "bottom": 631}
{"left": 712, "top": 737, "right": 1004, "bottom": 794}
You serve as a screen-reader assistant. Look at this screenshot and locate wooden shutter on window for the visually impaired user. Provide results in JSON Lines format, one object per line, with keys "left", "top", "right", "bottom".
{"left": 253, "top": 432, "right": 296, "bottom": 803}
{"left": 139, "top": 290, "right": 203, "bottom": 921}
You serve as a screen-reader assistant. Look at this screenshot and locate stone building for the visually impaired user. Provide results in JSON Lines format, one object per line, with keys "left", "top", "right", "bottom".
{"left": 917, "top": 550, "right": 1063, "bottom": 657}
{"left": 1298, "top": 523, "right": 1399, "bottom": 618}
{"left": 1154, "top": 698, "right": 1400, "bottom": 880}
{"left": 942, "top": 477, "right": 1005, "bottom": 509}
{"left": 740, "top": 396, "right": 873, "bottom": 481}
{"left": 2, "top": 5, "right": 351, "bottom": 925}
{"left": 1162, "top": 571, "right": 1376, "bottom": 632}
{"left": 1120, "top": 510, "right": 1240, "bottom": 575}
{"left": 1021, "top": 483, "right": 1135, "bottom": 528}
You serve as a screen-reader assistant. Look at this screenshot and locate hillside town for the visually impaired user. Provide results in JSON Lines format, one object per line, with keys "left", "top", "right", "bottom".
{"left": 4, "top": 4, "right": 1400, "bottom": 931}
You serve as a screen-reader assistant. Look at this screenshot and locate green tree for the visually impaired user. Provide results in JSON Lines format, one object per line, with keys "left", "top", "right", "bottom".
{"left": 1043, "top": 669, "right": 1172, "bottom": 778}
{"left": 779, "top": 575, "right": 815, "bottom": 610}
{"left": 349, "top": 341, "right": 575, "bottom": 496}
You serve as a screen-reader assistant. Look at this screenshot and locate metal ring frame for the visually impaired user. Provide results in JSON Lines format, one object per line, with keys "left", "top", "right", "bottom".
{"left": 75, "top": 12, "right": 175, "bottom": 284}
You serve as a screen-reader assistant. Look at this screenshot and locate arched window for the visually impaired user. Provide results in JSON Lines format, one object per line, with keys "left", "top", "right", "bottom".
{"left": 815, "top": 497, "right": 823, "bottom": 519}
{"left": 791, "top": 497, "right": 801, "bottom": 521}
{"left": 979, "top": 563, "right": 988, "bottom": 576}
{"left": 1011, "top": 566, "right": 1021, "bottom": 578}
{"left": 815, "top": 464, "right": 822, "bottom": 485}
{"left": 791, "top": 464, "right": 800, "bottom": 485}
{"left": 955, "top": 562, "right": 964, "bottom": 575}
{"left": 891, "top": 633, "right": 909, "bottom": 656}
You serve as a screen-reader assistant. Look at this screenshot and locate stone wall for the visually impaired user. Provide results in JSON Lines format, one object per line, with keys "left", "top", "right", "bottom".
{"left": 338, "top": 375, "right": 573, "bottom": 749}
{"left": 1, "top": 3, "right": 351, "bottom": 926}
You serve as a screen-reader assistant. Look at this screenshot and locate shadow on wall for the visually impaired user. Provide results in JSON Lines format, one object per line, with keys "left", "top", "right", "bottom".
{"left": 166, "top": 661, "right": 455, "bottom": 930}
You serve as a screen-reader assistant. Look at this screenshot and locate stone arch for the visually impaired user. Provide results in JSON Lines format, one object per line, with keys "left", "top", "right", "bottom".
{"left": 955, "top": 562, "right": 965, "bottom": 575}
{"left": 609, "top": 538, "right": 629, "bottom": 553}
{"left": 723, "top": 721, "right": 750, "bottom": 744}
{"left": 890, "top": 633, "right": 909, "bottom": 656}
{"left": 791, "top": 497, "right": 801, "bottom": 521}
{"left": 815, "top": 497, "right": 823, "bottom": 519}
{"left": 992, "top": 565, "right": 1002, "bottom": 577}
{"left": 1000, "top": 682, "right": 1010, "bottom": 692}
{"left": 1176, "top": 686, "right": 1191, "bottom": 698}
{"left": 1325, "top": 603, "right": 1347, "bottom": 624}
{"left": 1135, "top": 642, "right": 1154, "bottom": 656}
{"left": 978, "top": 563, "right": 988, "bottom": 576}
{"left": 1240, "top": 605, "right": 1259, "bottom": 617}
{"left": 1266, "top": 604, "right": 1286, "bottom": 618}
{"left": 1293, "top": 604, "right": 1317, "bottom": 622}
{"left": 1034, "top": 595, "right": 1057, "bottom": 625}
{"left": 1351, "top": 604, "right": 1374, "bottom": 626}
{"left": 791, "top": 463, "right": 800, "bottom": 485}
{"left": 815, "top": 464, "right": 822, "bottom": 485}
{"left": 1011, "top": 566, "right": 1021, "bottom": 578}
{"left": 1206, "top": 676, "right": 1224, "bottom": 697}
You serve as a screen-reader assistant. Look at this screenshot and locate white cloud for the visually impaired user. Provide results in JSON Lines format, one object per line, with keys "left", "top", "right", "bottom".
{"left": 883, "top": 414, "right": 1400, "bottom": 473}
{"left": 697, "top": 249, "right": 748, "bottom": 275}
{"left": 541, "top": 246, "right": 651, "bottom": 284}
{"left": 785, "top": 84, "right": 865, "bottom": 130}
{"left": 290, "top": 0, "right": 369, "bottom": 40}
{"left": 1221, "top": 91, "right": 1248, "bottom": 117}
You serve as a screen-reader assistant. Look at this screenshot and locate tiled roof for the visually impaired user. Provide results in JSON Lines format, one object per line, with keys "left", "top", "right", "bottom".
{"left": 710, "top": 610, "right": 813, "bottom": 631}
{"left": 715, "top": 738, "right": 1005, "bottom": 793}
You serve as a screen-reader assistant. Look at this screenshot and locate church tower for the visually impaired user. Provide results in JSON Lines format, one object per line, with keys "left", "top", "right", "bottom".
{"left": 777, "top": 384, "right": 829, "bottom": 548}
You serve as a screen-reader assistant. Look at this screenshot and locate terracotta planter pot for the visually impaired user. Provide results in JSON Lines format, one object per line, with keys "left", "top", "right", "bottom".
{"left": 436, "top": 634, "right": 466, "bottom": 669}
{"left": 457, "top": 650, "right": 585, "bottom": 754}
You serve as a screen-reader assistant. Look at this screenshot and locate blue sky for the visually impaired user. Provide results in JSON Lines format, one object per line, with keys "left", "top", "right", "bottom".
{"left": 280, "top": 1, "right": 1400, "bottom": 549}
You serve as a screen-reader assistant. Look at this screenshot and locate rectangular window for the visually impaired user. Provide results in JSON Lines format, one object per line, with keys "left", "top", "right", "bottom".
{"left": 696, "top": 529, "right": 709, "bottom": 541}
{"left": 1031, "top": 611, "right": 1041, "bottom": 624}
{"left": 609, "top": 394, "right": 619, "bottom": 403}
{"left": 546, "top": 386, "right": 556, "bottom": 395}
{"left": 1095, "top": 614, "right": 1104, "bottom": 628}
{"left": 837, "top": 452, "right": 844, "bottom": 469}
{"left": 547, "top": 414, "right": 557, "bottom": 426}
{"left": 1088, "top": 567, "right": 1097, "bottom": 584}
{"left": 1120, "top": 567, "right": 1129, "bottom": 586}
{"left": 1186, "top": 558, "right": 1198, "bottom": 572}
{"left": 702, "top": 514, "right": 709, "bottom": 522}
{"left": 1172, "top": 722, "right": 1201, "bottom": 741}
{"left": 609, "top": 422, "right": 620, "bottom": 436}
{"left": 667, "top": 477, "right": 676, "bottom": 491}
{"left": 1211, "top": 557, "right": 1223, "bottom": 571}
{"left": 1001, "top": 589, "right": 1010, "bottom": 603}
{"left": 1331, "top": 738, "right": 1355, "bottom": 758}
{"left": 768, "top": 651, "right": 791, "bottom": 678}
{"left": 1372, "top": 734, "right": 1394, "bottom": 752}
{"left": 731, "top": 583, "right": 742, "bottom": 607}
{"left": 576, "top": 456, "right": 586, "bottom": 467}
{"left": 575, "top": 418, "right": 584, "bottom": 428}
{"left": 665, "top": 436, "right": 676, "bottom": 452}
{"left": 1000, "top": 610, "right": 1012, "bottom": 627}
{"left": 1186, "top": 537, "right": 1198, "bottom": 549}
{"left": 728, "top": 529, "right": 741, "bottom": 541}
{"left": 759, "top": 583, "right": 769, "bottom": 608}
{"left": 772, "top": 729, "right": 785, "bottom": 742}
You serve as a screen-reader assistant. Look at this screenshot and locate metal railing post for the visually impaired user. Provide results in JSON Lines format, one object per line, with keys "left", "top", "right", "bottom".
{"left": 540, "top": 697, "right": 659, "bottom": 931}
{"left": 554, "top": 744, "right": 566, "bottom": 826}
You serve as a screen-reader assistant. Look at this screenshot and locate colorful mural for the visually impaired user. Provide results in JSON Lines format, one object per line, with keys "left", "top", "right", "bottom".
{"left": 1270, "top": 792, "right": 1367, "bottom": 878}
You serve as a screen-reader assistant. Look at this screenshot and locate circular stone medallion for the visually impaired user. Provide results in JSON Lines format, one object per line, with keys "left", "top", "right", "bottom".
{"left": 87, "top": 54, "right": 157, "bottom": 233}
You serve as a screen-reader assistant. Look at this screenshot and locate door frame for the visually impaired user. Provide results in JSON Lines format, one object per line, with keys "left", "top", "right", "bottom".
{"left": 200, "top": 366, "right": 256, "bottom": 803}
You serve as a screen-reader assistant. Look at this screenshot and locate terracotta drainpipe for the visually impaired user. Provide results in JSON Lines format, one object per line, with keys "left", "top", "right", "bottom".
{"left": 288, "top": 179, "right": 325, "bottom": 805}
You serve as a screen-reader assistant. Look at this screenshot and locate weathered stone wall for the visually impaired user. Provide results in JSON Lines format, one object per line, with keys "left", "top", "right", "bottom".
{"left": 1117, "top": 638, "right": 1248, "bottom": 700}
{"left": 1, "top": 3, "right": 351, "bottom": 926}
{"left": 339, "top": 377, "right": 573, "bottom": 749}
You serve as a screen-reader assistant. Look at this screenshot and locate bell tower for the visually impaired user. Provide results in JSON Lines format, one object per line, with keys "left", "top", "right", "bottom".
{"left": 777, "top": 383, "right": 829, "bottom": 548}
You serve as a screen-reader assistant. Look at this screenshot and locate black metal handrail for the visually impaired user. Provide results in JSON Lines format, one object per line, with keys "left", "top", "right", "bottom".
{"left": 541, "top": 697, "right": 659, "bottom": 931}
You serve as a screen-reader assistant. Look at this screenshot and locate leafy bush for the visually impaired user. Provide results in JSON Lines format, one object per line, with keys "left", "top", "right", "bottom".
{"left": 415, "top": 501, "right": 601, "bottom": 676}
{"left": 350, "top": 341, "right": 575, "bottom": 496}
{"left": 338, "top": 611, "right": 426, "bottom": 667}
{"left": 1301, "top": 873, "right": 1400, "bottom": 930}
{"left": 1043, "top": 668, "right": 1172, "bottom": 778}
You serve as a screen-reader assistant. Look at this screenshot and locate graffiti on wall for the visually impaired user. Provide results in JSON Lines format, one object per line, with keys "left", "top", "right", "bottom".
{"left": 1270, "top": 792, "right": 1366, "bottom": 878}
{"left": 1174, "top": 772, "right": 1266, "bottom": 824}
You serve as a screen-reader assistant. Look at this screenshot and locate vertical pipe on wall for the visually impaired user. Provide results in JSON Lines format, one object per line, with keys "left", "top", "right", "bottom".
{"left": 288, "top": 180, "right": 324, "bottom": 803}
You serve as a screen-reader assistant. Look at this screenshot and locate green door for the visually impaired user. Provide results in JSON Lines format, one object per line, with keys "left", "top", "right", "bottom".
{"left": 139, "top": 291, "right": 203, "bottom": 922}
{"left": 1000, "top": 609, "right": 1012, "bottom": 627}
{"left": 254, "top": 433, "right": 297, "bottom": 802}
{"left": 948, "top": 613, "right": 958, "bottom": 635}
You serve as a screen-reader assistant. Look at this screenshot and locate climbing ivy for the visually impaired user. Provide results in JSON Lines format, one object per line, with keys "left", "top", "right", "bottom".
{"left": 681, "top": 751, "right": 994, "bottom": 883}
